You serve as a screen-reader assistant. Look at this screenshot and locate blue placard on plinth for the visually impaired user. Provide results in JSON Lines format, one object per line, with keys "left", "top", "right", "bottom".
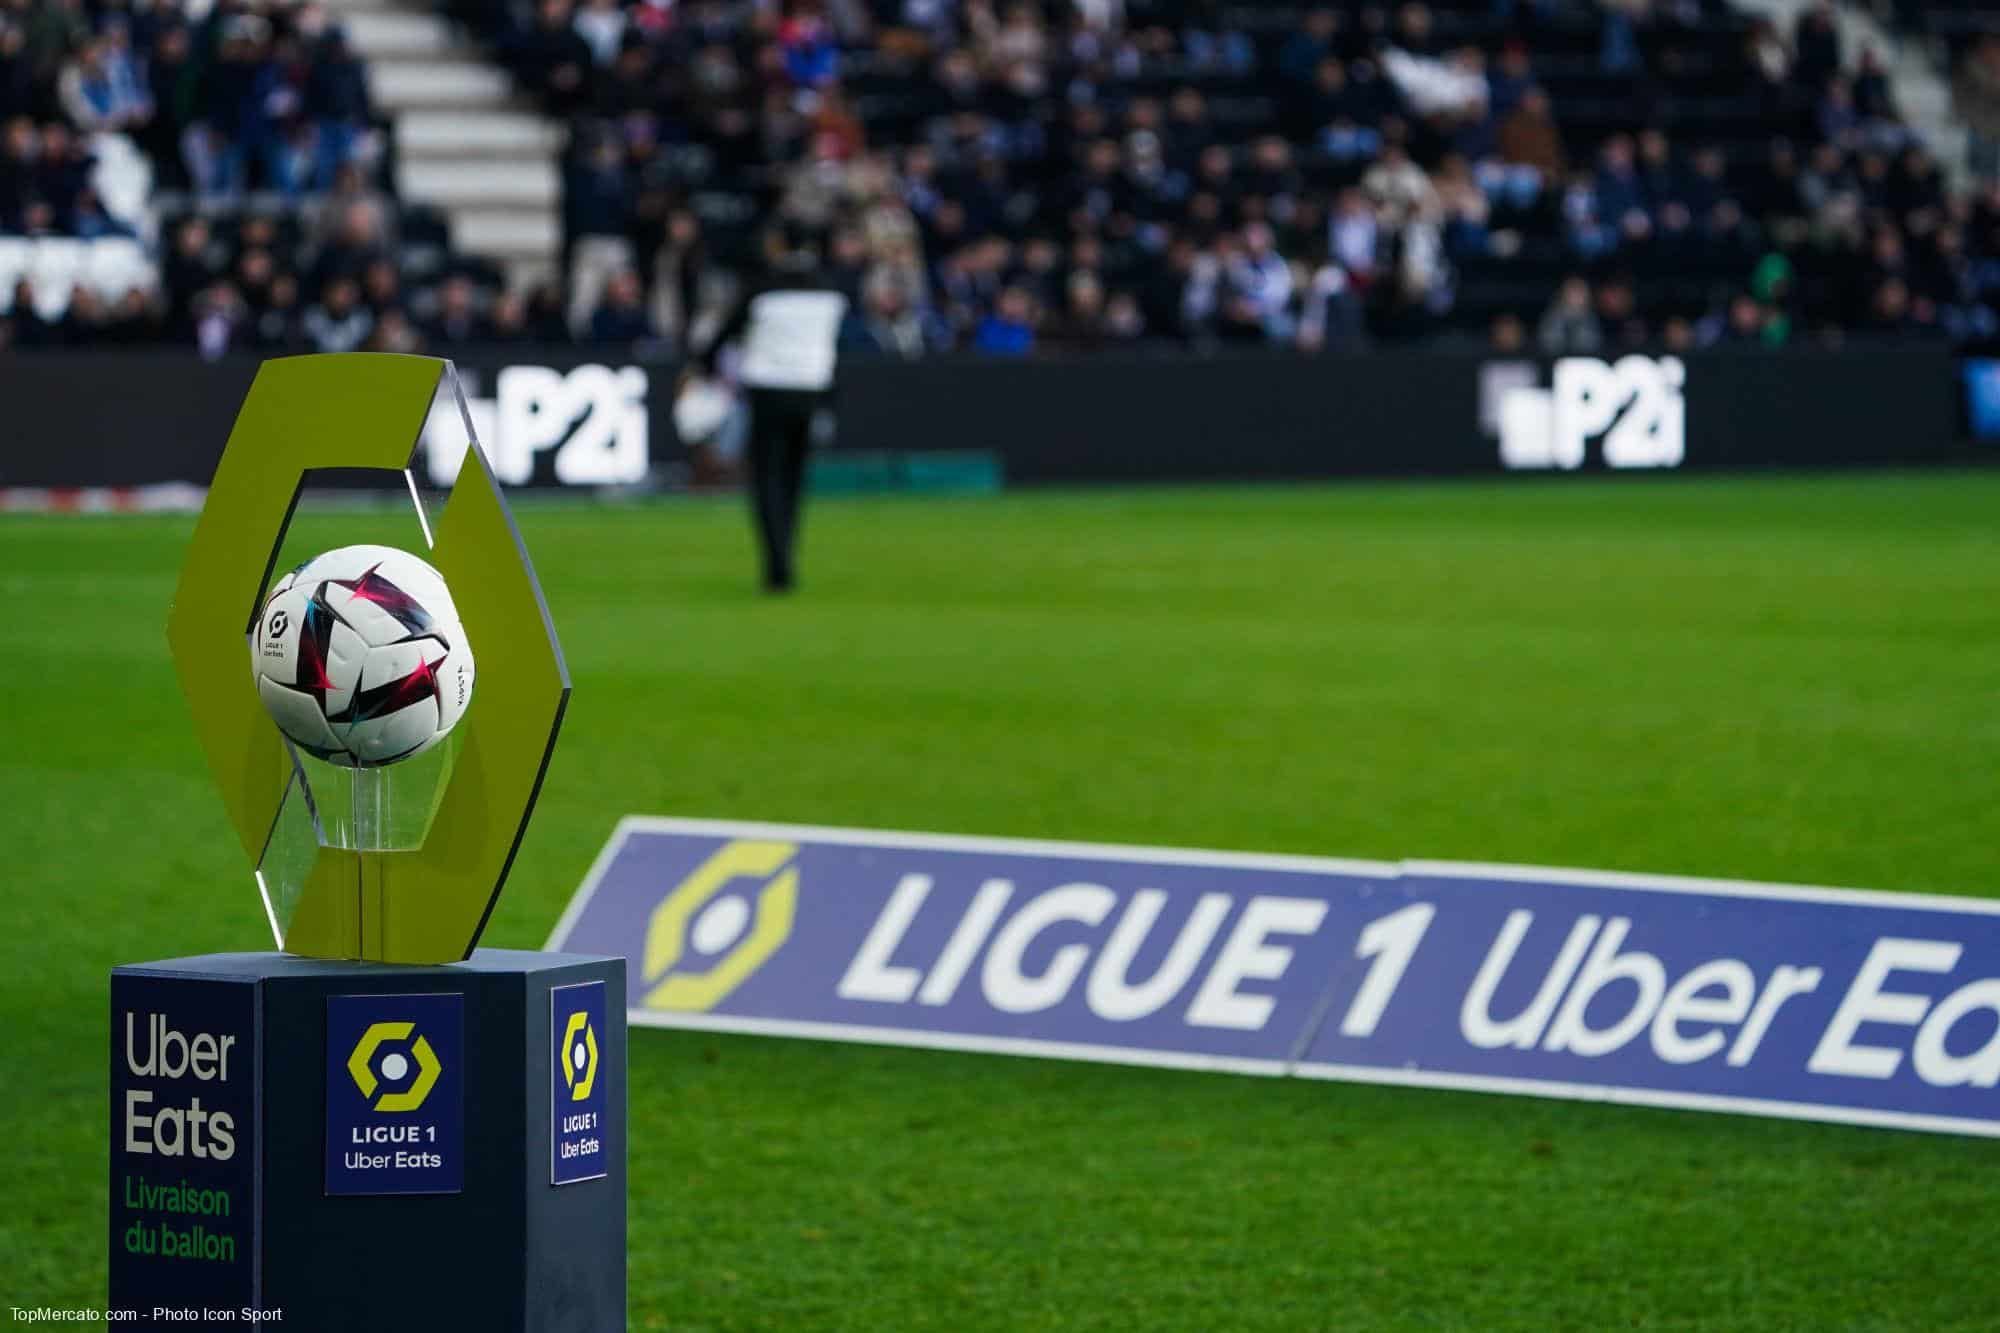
{"left": 551, "top": 980, "right": 610, "bottom": 1184}
{"left": 110, "top": 972, "right": 258, "bottom": 1308}
{"left": 325, "top": 991, "right": 465, "bottom": 1196}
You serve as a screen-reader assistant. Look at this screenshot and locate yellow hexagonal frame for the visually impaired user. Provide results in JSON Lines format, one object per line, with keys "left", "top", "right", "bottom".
{"left": 166, "top": 353, "right": 569, "bottom": 964}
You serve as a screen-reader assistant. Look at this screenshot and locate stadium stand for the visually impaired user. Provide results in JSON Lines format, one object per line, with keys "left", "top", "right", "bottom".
{"left": 319, "top": 0, "right": 2000, "bottom": 353}
{"left": 0, "top": 0, "right": 495, "bottom": 351}
{"left": 2, "top": 0, "right": 1998, "bottom": 355}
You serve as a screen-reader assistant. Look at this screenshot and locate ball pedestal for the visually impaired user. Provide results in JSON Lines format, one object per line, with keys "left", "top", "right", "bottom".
{"left": 109, "top": 949, "right": 626, "bottom": 1331}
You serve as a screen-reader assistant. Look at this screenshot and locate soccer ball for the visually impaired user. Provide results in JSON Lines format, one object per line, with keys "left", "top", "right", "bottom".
{"left": 250, "top": 544, "right": 475, "bottom": 767}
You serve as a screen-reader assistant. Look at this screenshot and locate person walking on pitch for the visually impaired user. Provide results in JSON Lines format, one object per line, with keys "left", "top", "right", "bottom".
{"left": 686, "top": 242, "right": 849, "bottom": 593}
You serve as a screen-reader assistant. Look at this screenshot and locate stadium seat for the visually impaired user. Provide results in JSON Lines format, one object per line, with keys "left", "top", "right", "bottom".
{"left": 0, "top": 237, "right": 32, "bottom": 309}
{"left": 85, "top": 238, "right": 154, "bottom": 300}
{"left": 86, "top": 133, "right": 156, "bottom": 238}
{"left": 28, "top": 239, "right": 89, "bottom": 320}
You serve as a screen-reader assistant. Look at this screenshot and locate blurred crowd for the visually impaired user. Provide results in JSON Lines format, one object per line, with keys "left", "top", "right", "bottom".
{"left": 461, "top": 0, "right": 2000, "bottom": 355}
{"left": 6, "top": 0, "right": 2000, "bottom": 354}
{"left": 2, "top": 0, "right": 376, "bottom": 209}
{"left": 0, "top": 0, "right": 402, "bottom": 352}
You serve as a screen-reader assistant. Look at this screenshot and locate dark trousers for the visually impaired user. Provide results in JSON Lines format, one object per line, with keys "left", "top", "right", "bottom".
{"left": 745, "top": 387, "right": 818, "bottom": 589}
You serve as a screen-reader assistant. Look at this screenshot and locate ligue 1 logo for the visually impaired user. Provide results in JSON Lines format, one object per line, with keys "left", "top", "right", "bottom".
{"left": 345, "top": 1021, "right": 443, "bottom": 1114}
{"left": 640, "top": 840, "right": 801, "bottom": 1012}
{"left": 561, "top": 1011, "right": 600, "bottom": 1102}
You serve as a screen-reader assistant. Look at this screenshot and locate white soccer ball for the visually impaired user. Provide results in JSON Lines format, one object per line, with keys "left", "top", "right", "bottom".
{"left": 250, "top": 544, "right": 475, "bottom": 768}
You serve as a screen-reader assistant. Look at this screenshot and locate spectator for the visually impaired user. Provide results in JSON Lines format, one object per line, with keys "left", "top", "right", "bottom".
{"left": 1593, "top": 134, "right": 1650, "bottom": 242}
{"left": 57, "top": 34, "right": 149, "bottom": 132}
{"left": 1538, "top": 276, "right": 1602, "bottom": 353}
{"left": 1704, "top": 292, "right": 1774, "bottom": 346}
{"left": 1279, "top": 11, "right": 1341, "bottom": 88}
{"left": 1861, "top": 275, "right": 1941, "bottom": 341}
{"left": 1328, "top": 187, "right": 1380, "bottom": 284}
{"left": 513, "top": 0, "right": 594, "bottom": 112}
{"left": 1747, "top": 20, "right": 1789, "bottom": 88}
{"left": 1103, "top": 291, "right": 1146, "bottom": 343}
{"left": 305, "top": 25, "right": 372, "bottom": 179}
{"left": 143, "top": 24, "right": 198, "bottom": 189}
{"left": 526, "top": 283, "right": 571, "bottom": 341}
{"left": 565, "top": 134, "right": 635, "bottom": 328}
{"left": 361, "top": 257, "right": 401, "bottom": 316}
{"left": 304, "top": 275, "right": 373, "bottom": 352}
{"left": 367, "top": 307, "right": 423, "bottom": 353}
{"left": 0, "top": 116, "right": 39, "bottom": 227}
{"left": 845, "top": 269, "right": 933, "bottom": 357}
{"left": 1434, "top": 155, "right": 1491, "bottom": 257}
{"left": 1496, "top": 88, "right": 1565, "bottom": 183}
{"left": 0, "top": 21, "right": 32, "bottom": 122}
{"left": 23, "top": 1, "right": 88, "bottom": 93}
{"left": 1595, "top": 276, "right": 1647, "bottom": 347}
{"left": 489, "top": 290, "right": 532, "bottom": 342}
{"left": 1045, "top": 269, "right": 1112, "bottom": 351}
{"left": 70, "top": 185, "right": 132, "bottom": 239}
{"left": 1225, "top": 223, "right": 1296, "bottom": 340}
{"left": 572, "top": 0, "right": 627, "bottom": 66}
{"left": 973, "top": 285, "right": 1036, "bottom": 354}
{"left": 425, "top": 276, "right": 488, "bottom": 345}
{"left": 1364, "top": 140, "right": 1439, "bottom": 231}
{"left": 182, "top": 15, "right": 270, "bottom": 198}
{"left": 35, "top": 121, "right": 92, "bottom": 222}
{"left": 1853, "top": 47, "right": 1895, "bottom": 123}
{"left": 588, "top": 267, "right": 655, "bottom": 343}
{"left": 163, "top": 215, "right": 224, "bottom": 334}
{"left": 1955, "top": 37, "right": 2000, "bottom": 186}
{"left": 1298, "top": 256, "right": 1363, "bottom": 352}
{"left": 1488, "top": 43, "right": 1535, "bottom": 119}
{"left": 1794, "top": 2, "right": 1842, "bottom": 93}
{"left": 252, "top": 273, "right": 303, "bottom": 350}
{"left": 193, "top": 281, "right": 249, "bottom": 360}
{"left": 317, "top": 163, "right": 395, "bottom": 248}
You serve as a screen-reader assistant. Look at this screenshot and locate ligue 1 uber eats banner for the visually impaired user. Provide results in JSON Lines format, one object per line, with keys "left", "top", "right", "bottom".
{"left": 549, "top": 819, "right": 2000, "bottom": 1137}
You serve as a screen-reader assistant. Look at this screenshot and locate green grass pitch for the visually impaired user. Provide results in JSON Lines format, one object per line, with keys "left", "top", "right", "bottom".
{"left": 5, "top": 471, "right": 2000, "bottom": 1329}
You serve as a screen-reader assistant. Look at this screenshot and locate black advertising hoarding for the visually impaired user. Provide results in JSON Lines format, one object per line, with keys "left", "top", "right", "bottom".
{"left": 0, "top": 346, "right": 1979, "bottom": 490}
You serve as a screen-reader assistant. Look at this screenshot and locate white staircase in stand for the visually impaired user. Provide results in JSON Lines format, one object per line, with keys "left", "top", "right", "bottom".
{"left": 323, "top": 0, "right": 565, "bottom": 289}
{"left": 1733, "top": 0, "right": 1970, "bottom": 186}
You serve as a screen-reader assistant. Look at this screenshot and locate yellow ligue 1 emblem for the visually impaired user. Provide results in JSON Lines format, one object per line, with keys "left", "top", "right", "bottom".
{"left": 561, "top": 1012, "right": 599, "bottom": 1102}
{"left": 346, "top": 1022, "right": 442, "bottom": 1114}
{"left": 641, "top": 840, "right": 800, "bottom": 1012}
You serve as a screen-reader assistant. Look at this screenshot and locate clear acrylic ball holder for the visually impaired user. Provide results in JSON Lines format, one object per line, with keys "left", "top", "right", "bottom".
{"left": 255, "top": 733, "right": 459, "bottom": 945}
{"left": 311, "top": 740, "right": 456, "bottom": 853}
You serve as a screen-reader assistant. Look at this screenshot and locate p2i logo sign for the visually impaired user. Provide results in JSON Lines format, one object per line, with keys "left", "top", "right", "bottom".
{"left": 1487, "top": 355, "right": 1686, "bottom": 471}
{"left": 423, "top": 363, "right": 649, "bottom": 488}
{"left": 641, "top": 840, "right": 799, "bottom": 1012}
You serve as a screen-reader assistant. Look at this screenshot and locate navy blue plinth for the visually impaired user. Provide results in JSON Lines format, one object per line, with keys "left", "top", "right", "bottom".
{"left": 110, "top": 948, "right": 626, "bottom": 1331}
